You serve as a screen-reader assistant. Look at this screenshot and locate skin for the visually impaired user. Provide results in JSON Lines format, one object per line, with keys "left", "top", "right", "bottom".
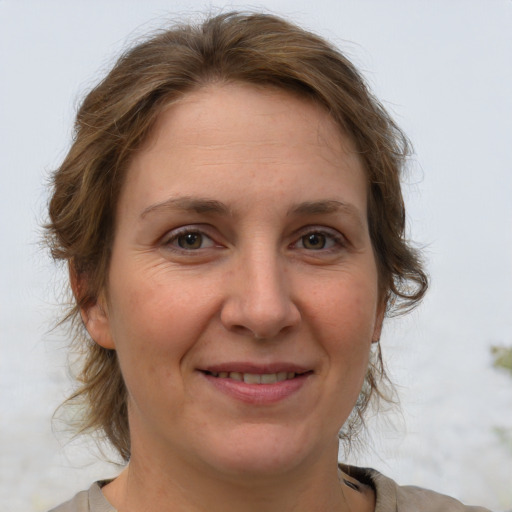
{"left": 83, "top": 83, "right": 382, "bottom": 512}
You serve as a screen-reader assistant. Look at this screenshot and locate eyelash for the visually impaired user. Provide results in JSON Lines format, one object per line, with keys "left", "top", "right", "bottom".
{"left": 161, "top": 226, "right": 217, "bottom": 252}
{"left": 292, "top": 227, "right": 346, "bottom": 252}
{"left": 160, "top": 225, "right": 347, "bottom": 254}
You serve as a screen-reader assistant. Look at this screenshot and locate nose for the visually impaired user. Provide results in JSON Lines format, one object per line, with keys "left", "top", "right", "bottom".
{"left": 220, "top": 247, "right": 301, "bottom": 339}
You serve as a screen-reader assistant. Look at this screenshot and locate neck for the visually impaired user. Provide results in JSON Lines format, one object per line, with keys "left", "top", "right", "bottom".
{"left": 103, "top": 444, "right": 355, "bottom": 512}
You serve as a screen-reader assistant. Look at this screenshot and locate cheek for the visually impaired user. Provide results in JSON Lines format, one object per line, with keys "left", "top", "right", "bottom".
{"left": 105, "top": 282, "right": 205, "bottom": 421}
{"left": 106, "top": 270, "right": 215, "bottom": 382}
{"left": 314, "top": 271, "right": 379, "bottom": 331}
{"left": 110, "top": 260, "right": 215, "bottom": 336}
{"left": 312, "top": 278, "right": 377, "bottom": 372}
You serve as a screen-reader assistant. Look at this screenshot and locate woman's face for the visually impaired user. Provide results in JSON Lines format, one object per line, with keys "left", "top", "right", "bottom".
{"left": 86, "top": 83, "right": 384, "bottom": 478}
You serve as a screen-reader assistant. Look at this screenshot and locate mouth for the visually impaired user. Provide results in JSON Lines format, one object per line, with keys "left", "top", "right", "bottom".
{"left": 203, "top": 370, "right": 311, "bottom": 384}
{"left": 199, "top": 365, "right": 313, "bottom": 404}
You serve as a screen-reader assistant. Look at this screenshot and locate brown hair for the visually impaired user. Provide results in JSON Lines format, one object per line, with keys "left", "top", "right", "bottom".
{"left": 46, "top": 11, "right": 428, "bottom": 461}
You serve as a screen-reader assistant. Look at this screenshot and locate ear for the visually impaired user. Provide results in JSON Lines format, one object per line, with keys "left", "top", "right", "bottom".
{"left": 82, "top": 296, "right": 116, "bottom": 350}
{"left": 69, "top": 265, "right": 116, "bottom": 350}
{"left": 371, "top": 300, "right": 386, "bottom": 343}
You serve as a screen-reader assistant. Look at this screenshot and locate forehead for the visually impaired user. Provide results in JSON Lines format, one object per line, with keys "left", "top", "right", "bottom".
{"left": 143, "top": 82, "right": 360, "bottom": 165}
{"left": 121, "top": 82, "right": 367, "bottom": 219}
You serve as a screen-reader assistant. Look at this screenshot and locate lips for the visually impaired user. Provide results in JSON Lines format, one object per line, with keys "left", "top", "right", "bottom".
{"left": 205, "top": 370, "right": 305, "bottom": 384}
{"left": 201, "top": 363, "right": 312, "bottom": 382}
{"left": 199, "top": 364, "right": 313, "bottom": 403}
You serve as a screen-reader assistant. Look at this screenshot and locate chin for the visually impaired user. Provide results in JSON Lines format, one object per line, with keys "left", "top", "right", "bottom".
{"left": 198, "top": 422, "right": 328, "bottom": 479}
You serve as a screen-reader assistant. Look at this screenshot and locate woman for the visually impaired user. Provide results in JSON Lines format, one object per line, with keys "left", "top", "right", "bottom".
{"left": 46, "top": 12, "right": 490, "bottom": 512}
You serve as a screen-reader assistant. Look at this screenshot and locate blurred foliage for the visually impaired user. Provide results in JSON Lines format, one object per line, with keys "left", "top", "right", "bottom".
{"left": 491, "top": 345, "right": 512, "bottom": 462}
{"left": 491, "top": 345, "right": 512, "bottom": 376}
{"left": 493, "top": 426, "right": 512, "bottom": 453}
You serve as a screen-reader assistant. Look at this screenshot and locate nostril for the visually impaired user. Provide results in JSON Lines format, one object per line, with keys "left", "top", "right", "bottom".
{"left": 228, "top": 323, "right": 293, "bottom": 340}
{"left": 229, "top": 324, "right": 263, "bottom": 338}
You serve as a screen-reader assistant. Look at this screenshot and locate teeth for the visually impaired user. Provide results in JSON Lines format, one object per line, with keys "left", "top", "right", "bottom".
{"left": 210, "top": 371, "right": 299, "bottom": 383}
{"left": 260, "top": 373, "right": 277, "bottom": 384}
{"left": 243, "top": 373, "right": 261, "bottom": 384}
{"left": 276, "top": 372, "right": 288, "bottom": 382}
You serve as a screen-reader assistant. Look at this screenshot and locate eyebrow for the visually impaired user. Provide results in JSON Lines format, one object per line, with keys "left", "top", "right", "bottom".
{"left": 140, "top": 196, "right": 231, "bottom": 219}
{"left": 288, "top": 200, "right": 364, "bottom": 225}
{"left": 140, "top": 196, "right": 364, "bottom": 226}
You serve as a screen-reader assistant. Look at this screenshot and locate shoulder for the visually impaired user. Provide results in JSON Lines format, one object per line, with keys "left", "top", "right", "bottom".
{"left": 341, "top": 464, "right": 492, "bottom": 512}
{"left": 48, "top": 482, "right": 115, "bottom": 512}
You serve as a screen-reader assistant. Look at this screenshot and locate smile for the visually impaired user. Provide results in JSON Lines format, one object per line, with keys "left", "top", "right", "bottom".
{"left": 205, "top": 371, "right": 305, "bottom": 384}
{"left": 200, "top": 367, "right": 313, "bottom": 404}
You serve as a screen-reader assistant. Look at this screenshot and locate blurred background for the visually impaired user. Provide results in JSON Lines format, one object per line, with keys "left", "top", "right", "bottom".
{"left": 1, "top": 1, "right": 511, "bottom": 510}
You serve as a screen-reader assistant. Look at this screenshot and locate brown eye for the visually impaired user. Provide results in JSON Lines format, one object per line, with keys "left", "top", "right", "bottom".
{"left": 177, "top": 232, "right": 204, "bottom": 249}
{"left": 301, "top": 233, "right": 326, "bottom": 250}
{"left": 163, "top": 227, "right": 217, "bottom": 253}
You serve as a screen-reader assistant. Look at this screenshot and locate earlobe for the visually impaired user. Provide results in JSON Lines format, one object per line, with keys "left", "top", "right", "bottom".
{"left": 82, "top": 298, "right": 116, "bottom": 350}
{"left": 69, "top": 265, "right": 116, "bottom": 350}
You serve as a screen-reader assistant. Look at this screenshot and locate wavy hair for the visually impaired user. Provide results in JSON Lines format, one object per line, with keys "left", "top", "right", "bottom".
{"left": 46, "top": 11, "right": 428, "bottom": 461}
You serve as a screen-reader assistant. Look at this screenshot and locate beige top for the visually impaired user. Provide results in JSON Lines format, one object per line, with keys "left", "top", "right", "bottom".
{"left": 48, "top": 465, "right": 492, "bottom": 512}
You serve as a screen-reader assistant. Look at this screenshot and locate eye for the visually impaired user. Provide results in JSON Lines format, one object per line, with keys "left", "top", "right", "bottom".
{"left": 177, "top": 232, "right": 206, "bottom": 250}
{"left": 163, "top": 228, "right": 216, "bottom": 251}
{"left": 301, "top": 232, "right": 328, "bottom": 250}
{"left": 293, "top": 228, "right": 345, "bottom": 251}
